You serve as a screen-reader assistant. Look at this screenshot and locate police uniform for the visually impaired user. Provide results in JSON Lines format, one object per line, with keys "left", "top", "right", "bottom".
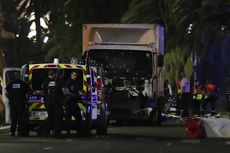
{"left": 42, "top": 76, "right": 64, "bottom": 137}
{"left": 201, "top": 82, "right": 217, "bottom": 116}
{"left": 6, "top": 79, "right": 28, "bottom": 136}
{"left": 192, "top": 83, "right": 203, "bottom": 115}
{"left": 65, "top": 78, "right": 82, "bottom": 135}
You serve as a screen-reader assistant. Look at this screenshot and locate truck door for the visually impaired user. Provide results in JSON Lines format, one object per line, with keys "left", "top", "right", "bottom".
{"left": 89, "top": 66, "right": 98, "bottom": 120}
{"left": 1, "top": 68, "right": 21, "bottom": 123}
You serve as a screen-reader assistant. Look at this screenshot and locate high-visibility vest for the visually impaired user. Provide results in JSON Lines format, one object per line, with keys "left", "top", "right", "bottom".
{"left": 193, "top": 93, "right": 203, "bottom": 100}
{"left": 176, "top": 80, "right": 182, "bottom": 94}
{"left": 193, "top": 85, "right": 203, "bottom": 100}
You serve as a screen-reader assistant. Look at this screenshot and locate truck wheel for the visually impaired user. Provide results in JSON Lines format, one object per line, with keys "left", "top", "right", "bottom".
{"left": 18, "top": 129, "right": 29, "bottom": 137}
{"left": 96, "top": 109, "right": 108, "bottom": 135}
{"left": 156, "top": 107, "right": 162, "bottom": 125}
{"left": 78, "top": 120, "right": 91, "bottom": 137}
{"left": 96, "top": 124, "right": 107, "bottom": 135}
{"left": 36, "top": 129, "right": 43, "bottom": 137}
{"left": 35, "top": 126, "right": 44, "bottom": 137}
{"left": 149, "top": 109, "right": 161, "bottom": 125}
{"left": 150, "top": 97, "right": 163, "bottom": 125}
{"left": 156, "top": 96, "right": 163, "bottom": 125}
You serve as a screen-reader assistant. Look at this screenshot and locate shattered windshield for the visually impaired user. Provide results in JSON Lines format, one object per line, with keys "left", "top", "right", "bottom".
{"left": 88, "top": 49, "right": 153, "bottom": 78}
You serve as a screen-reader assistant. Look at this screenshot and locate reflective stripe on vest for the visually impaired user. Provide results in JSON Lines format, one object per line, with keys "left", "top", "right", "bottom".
{"left": 177, "top": 89, "right": 182, "bottom": 94}
{"left": 193, "top": 93, "right": 203, "bottom": 100}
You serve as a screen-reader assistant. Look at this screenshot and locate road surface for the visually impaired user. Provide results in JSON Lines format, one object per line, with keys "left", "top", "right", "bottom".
{"left": 0, "top": 124, "right": 229, "bottom": 153}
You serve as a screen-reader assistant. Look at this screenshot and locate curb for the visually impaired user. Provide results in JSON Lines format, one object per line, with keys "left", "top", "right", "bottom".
{"left": 0, "top": 125, "right": 10, "bottom": 134}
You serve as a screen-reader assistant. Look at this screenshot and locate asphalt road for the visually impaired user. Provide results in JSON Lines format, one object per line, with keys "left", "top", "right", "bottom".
{"left": 0, "top": 124, "right": 230, "bottom": 153}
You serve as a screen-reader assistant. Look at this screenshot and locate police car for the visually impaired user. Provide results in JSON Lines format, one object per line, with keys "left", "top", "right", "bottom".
{"left": 21, "top": 59, "right": 108, "bottom": 136}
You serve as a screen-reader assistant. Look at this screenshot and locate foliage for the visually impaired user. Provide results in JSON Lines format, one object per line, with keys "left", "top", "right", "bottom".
{"left": 164, "top": 46, "right": 193, "bottom": 85}
{"left": 1, "top": 0, "right": 130, "bottom": 64}
{"left": 44, "top": 0, "right": 130, "bottom": 62}
{"left": 1, "top": 0, "right": 230, "bottom": 88}
{"left": 123, "top": 0, "right": 230, "bottom": 87}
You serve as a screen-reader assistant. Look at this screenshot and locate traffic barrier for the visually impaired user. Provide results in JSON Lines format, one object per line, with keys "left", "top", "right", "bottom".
{"left": 201, "top": 118, "right": 230, "bottom": 138}
{"left": 185, "top": 117, "right": 206, "bottom": 138}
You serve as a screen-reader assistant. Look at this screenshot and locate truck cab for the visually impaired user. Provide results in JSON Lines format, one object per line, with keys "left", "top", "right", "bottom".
{"left": 82, "top": 24, "right": 164, "bottom": 124}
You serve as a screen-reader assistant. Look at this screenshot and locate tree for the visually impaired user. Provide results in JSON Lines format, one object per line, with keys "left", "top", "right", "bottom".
{"left": 44, "top": 0, "right": 130, "bottom": 62}
{"left": 16, "top": 0, "right": 51, "bottom": 48}
{"left": 122, "top": 0, "right": 230, "bottom": 83}
{"left": 0, "top": 0, "right": 41, "bottom": 65}
{"left": 123, "top": 0, "right": 230, "bottom": 110}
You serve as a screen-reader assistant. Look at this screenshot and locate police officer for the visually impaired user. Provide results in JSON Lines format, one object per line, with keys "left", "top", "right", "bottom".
{"left": 180, "top": 72, "right": 192, "bottom": 117}
{"left": 201, "top": 80, "right": 218, "bottom": 116}
{"left": 64, "top": 71, "right": 82, "bottom": 136}
{"left": 192, "top": 80, "right": 203, "bottom": 115}
{"left": 6, "top": 72, "right": 29, "bottom": 136}
{"left": 42, "top": 70, "right": 65, "bottom": 137}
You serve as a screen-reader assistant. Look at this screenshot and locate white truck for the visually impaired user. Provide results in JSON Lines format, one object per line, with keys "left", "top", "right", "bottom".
{"left": 82, "top": 24, "right": 164, "bottom": 124}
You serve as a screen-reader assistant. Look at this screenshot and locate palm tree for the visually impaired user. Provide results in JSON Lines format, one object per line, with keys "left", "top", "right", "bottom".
{"left": 123, "top": 0, "right": 230, "bottom": 110}
{"left": 122, "top": 0, "right": 230, "bottom": 81}
{"left": 0, "top": 4, "right": 15, "bottom": 39}
{"left": 173, "top": 1, "right": 230, "bottom": 99}
{"left": 44, "top": 0, "right": 130, "bottom": 62}
{"left": 16, "top": 0, "right": 51, "bottom": 47}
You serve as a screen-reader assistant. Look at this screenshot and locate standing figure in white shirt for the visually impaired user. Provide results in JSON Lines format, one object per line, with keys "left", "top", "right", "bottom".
{"left": 180, "top": 72, "right": 192, "bottom": 117}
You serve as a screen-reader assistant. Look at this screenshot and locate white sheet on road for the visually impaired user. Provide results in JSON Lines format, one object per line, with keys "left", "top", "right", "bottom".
{"left": 201, "top": 118, "right": 230, "bottom": 138}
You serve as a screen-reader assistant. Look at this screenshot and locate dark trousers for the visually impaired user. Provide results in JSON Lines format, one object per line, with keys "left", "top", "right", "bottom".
{"left": 44, "top": 99, "right": 63, "bottom": 136}
{"left": 176, "top": 94, "right": 182, "bottom": 114}
{"left": 10, "top": 106, "right": 27, "bottom": 136}
{"left": 202, "top": 96, "right": 217, "bottom": 114}
{"left": 65, "top": 98, "right": 82, "bottom": 134}
{"left": 181, "top": 93, "right": 192, "bottom": 117}
{"left": 193, "top": 99, "right": 202, "bottom": 115}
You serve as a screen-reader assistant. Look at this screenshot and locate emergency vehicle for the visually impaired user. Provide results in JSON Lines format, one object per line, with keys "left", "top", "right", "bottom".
{"left": 21, "top": 59, "right": 107, "bottom": 136}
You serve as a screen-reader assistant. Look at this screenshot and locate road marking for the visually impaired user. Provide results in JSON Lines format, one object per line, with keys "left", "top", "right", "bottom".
{"left": 166, "top": 143, "right": 172, "bottom": 146}
{"left": 43, "top": 147, "right": 53, "bottom": 150}
{"left": 226, "top": 141, "right": 230, "bottom": 145}
{"left": 180, "top": 139, "right": 201, "bottom": 144}
{"left": 67, "top": 139, "right": 73, "bottom": 142}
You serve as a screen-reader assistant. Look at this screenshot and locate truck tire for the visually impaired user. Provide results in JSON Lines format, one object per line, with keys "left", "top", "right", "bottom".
{"left": 96, "top": 110, "right": 108, "bottom": 135}
{"left": 78, "top": 110, "right": 92, "bottom": 137}
{"left": 36, "top": 128, "right": 43, "bottom": 137}
{"left": 78, "top": 123, "right": 91, "bottom": 137}
{"left": 96, "top": 124, "right": 107, "bottom": 135}
{"left": 149, "top": 97, "right": 163, "bottom": 125}
{"left": 156, "top": 96, "right": 163, "bottom": 125}
{"left": 149, "top": 109, "right": 161, "bottom": 125}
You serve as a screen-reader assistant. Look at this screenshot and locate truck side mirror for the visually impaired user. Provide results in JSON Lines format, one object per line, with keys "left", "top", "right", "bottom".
{"left": 157, "top": 55, "right": 164, "bottom": 67}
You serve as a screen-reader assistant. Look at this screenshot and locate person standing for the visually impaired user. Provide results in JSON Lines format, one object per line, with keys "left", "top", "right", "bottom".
{"left": 201, "top": 80, "right": 218, "bottom": 116}
{"left": 163, "top": 80, "right": 173, "bottom": 113}
{"left": 164, "top": 80, "right": 173, "bottom": 98}
{"left": 6, "top": 72, "right": 29, "bottom": 136}
{"left": 192, "top": 80, "right": 203, "bottom": 115}
{"left": 42, "top": 70, "right": 65, "bottom": 137}
{"left": 64, "top": 71, "right": 82, "bottom": 136}
{"left": 180, "top": 72, "right": 192, "bottom": 117}
{"left": 176, "top": 79, "right": 182, "bottom": 115}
